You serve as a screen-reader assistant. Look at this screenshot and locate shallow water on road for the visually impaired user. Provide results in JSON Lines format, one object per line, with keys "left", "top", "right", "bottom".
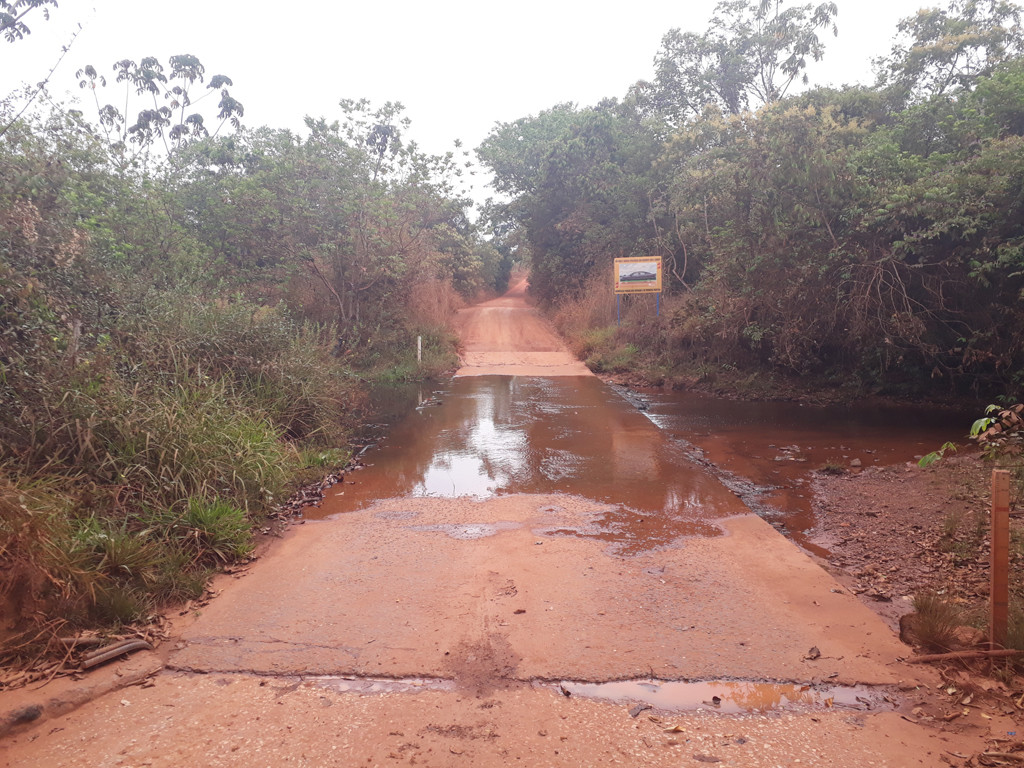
{"left": 309, "top": 377, "right": 747, "bottom": 545}
{"left": 558, "top": 678, "right": 894, "bottom": 714}
{"left": 638, "top": 391, "right": 971, "bottom": 551}
{"left": 309, "top": 377, "right": 970, "bottom": 555}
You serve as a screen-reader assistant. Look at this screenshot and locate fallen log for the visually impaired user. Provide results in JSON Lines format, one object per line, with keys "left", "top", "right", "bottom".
{"left": 81, "top": 639, "right": 153, "bottom": 670}
{"left": 905, "top": 648, "right": 1024, "bottom": 664}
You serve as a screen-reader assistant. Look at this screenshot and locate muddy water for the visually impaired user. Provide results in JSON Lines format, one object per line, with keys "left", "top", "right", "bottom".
{"left": 304, "top": 675, "right": 891, "bottom": 714}
{"left": 310, "top": 376, "right": 748, "bottom": 551}
{"left": 638, "top": 390, "right": 972, "bottom": 552}
{"left": 559, "top": 678, "right": 894, "bottom": 714}
{"left": 311, "top": 376, "right": 970, "bottom": 556}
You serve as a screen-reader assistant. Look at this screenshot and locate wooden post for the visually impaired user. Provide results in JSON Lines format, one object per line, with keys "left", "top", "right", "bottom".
{"left": 991, "top": 469, "right": 1011, "bottom": 649}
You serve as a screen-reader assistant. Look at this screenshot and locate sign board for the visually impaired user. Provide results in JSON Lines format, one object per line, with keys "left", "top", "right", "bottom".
{"left": 614, "top": 257, "right": 662, "bottom": 294}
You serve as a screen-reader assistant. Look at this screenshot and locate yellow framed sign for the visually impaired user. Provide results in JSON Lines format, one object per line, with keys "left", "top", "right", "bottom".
{"left": 614, "top": 257, "right": 662, "bottom": 294}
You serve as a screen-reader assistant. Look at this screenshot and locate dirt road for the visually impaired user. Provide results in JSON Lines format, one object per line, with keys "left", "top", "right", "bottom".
{"left": 454, "top": 277, "right": 592, "bottom": 377}
{"left": 0, "top": 282, "right": 988, "bottom": 766}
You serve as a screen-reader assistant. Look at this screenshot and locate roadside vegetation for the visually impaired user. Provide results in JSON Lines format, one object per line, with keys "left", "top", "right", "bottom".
{"left": 3, "top": 0, "right": 1024, "bottom": 685}
{"left": 0, "top": 50, "right": 511, "bottom": 659}
{"left": 478, "top": 0, "right": 1024, "bottom": 403}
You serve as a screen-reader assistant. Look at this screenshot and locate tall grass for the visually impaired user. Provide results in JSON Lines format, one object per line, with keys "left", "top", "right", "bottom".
{"left": 109, "top": 375, "right": 294, "bottom": 511}
{"left": 0, "top": 291, "right": 359, "bottom": 635}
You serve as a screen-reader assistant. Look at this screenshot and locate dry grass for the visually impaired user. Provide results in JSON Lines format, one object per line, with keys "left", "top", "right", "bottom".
{"left": 551, "top": 274, "right": 617, "bottom": 354}
{"left": 910, "top": 593, "right": 965, "bottom": 652}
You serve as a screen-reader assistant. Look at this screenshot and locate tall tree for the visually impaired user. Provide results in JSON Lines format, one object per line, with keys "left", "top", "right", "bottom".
{"left": 0, "top": 0, "right": 57, "bottom": 42}
{"left": 875, "top": 0, "right": 1023, "bottom": 104}
{"left": 643, "top": 0, "right": 838, "bottom": 124}
{"left": 478, "top": 102, "right": 659, "bottom": 304}
{"left": 75, "top": 55, "right": 244, "bottom": 160}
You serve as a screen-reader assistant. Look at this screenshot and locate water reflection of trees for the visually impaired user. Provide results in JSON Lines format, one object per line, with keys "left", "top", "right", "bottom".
{"left": 317, "top": 376, "right": 748, "bottom": 529}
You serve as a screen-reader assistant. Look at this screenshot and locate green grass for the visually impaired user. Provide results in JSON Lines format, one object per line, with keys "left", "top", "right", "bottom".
{"left": 180, "top": 497, "right": 253, "bottom": 564}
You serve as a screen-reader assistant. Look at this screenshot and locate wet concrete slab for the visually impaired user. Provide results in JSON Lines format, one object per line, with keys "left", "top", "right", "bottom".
{"left": 0, "top": 671, "right": 956, "bottom": 768}
{"left": 172, "top": 494, "right": 911, "bottom": 687}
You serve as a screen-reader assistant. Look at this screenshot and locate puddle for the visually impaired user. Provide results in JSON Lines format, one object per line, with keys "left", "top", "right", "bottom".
{"left": 308, "top": 376, "right": 969, "bottom": 558}
{"left": 557, "top": 678, "right": 895, "bottom": 714}
{"left": 633, "top": 389, "right": 972, "bottom": 555}
{"left": 213, "top": 671, "right": 893, "bottom": 714}
{"left": 309, "top": 377, "right": 748, "bottom": 553}
{"left": 535, "top": 505, "right": 722, "bottom": 556}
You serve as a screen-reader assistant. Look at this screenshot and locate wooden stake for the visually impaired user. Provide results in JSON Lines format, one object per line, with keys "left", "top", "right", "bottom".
{"left": 991, "top": 469, "right": 1011, "bottom": 649}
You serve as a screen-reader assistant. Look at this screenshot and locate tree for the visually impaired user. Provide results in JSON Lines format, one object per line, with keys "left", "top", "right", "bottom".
{"left": 176, "top": 100, "right": 478, "bottom": 353}
{"left": 644, "top": 0, "right": 838, "bottom": 124}
{"left": 75, "top": 55, "right": 244, "bottom": 159}
{"left": 875, "top": 0, "right": 1023, "bottom": 104}
{"left": 0, "top": 0, "right": 57, "bottom": 42}
{"left": 477, "top": 102, "right": 660, "bottom": 304}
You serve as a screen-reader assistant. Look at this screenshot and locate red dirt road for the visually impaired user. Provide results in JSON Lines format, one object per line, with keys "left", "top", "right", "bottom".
{"left": 0, "top": 283, "right": 988, "bottom": 767}
{"left": 454, "top": 277, "right": 592, "bottom": 377}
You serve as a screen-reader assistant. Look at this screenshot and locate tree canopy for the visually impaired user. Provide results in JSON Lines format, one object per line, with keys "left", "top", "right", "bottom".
{"left": 478, "top": 0, "right": 1024, "bottom": 397}
{"left": 0, "top": 0, "right": 57, "bottom": 43}
{"left": 637, "top": 0, "right": 838, "bottom": 124}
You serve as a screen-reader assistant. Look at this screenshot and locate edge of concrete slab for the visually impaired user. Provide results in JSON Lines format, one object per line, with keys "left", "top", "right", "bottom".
{"left": 0, "top": 652, "right": 164, "bottom": 740}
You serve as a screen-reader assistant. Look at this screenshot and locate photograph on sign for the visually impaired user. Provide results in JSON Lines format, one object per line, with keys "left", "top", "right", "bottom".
{"left": 614, "top": 257, "right": 662, "bottom": 293}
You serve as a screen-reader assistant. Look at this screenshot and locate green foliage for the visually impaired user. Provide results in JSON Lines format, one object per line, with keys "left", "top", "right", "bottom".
{"left": 646, "top": 0, "right": 839, "bottom": 122}
{"left": 0, "top": 0, "right": 57, "bottom": 43}
{"left": 299, "top": 447, "right": 350, "bottom": 469}
{"left": 477, "top": 102, "right": 661, "bottom": 305}
{"left": 874, "top": 0, "right": 1023, "bottom": 104}
{"left": 371, "top": 327, "right": 460, "bottom": 383}
{"left": 180, "top": 498, "right": 253, "bottom": 564}
{"left": 585, "top": 343, "right": 638, "bottom": 374}
{"left": 480, "top": 2, "right": 1024, "bottom": 399}
{"left": 1, "top": 90, "right": 484, "bottom": 638}
{"left": 919, "top": 442, "right": 958, "bottom": 467}
{"left": 75, "top": 54, "right": 244, "bottom": 160}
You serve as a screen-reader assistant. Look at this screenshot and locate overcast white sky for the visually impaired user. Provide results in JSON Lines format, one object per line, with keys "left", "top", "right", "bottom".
{"left": 3, "top": 0, "right": 932, "bottom": 200}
